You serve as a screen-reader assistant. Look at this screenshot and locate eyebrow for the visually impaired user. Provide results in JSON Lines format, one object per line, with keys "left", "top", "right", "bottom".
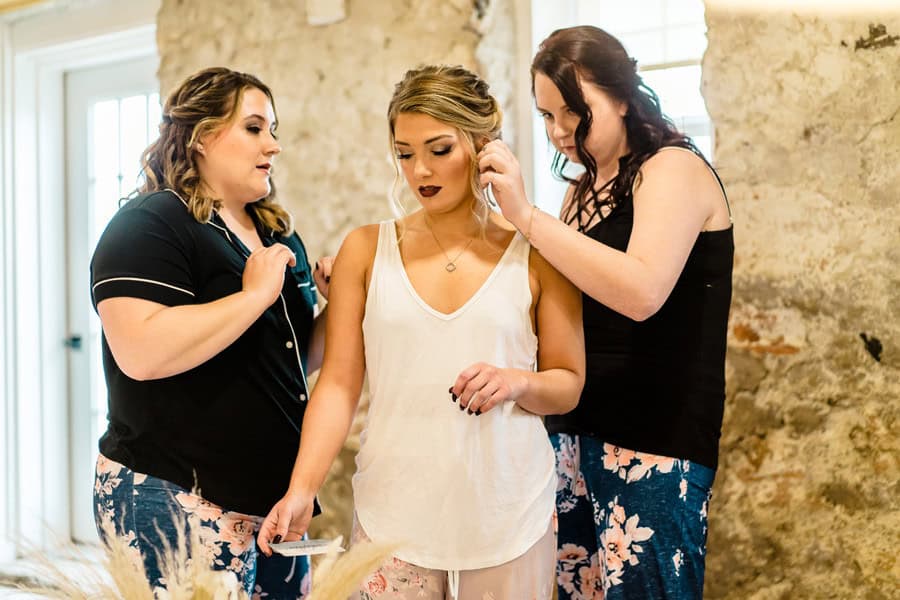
{"left": 535, "top": 104, "right": 569, "bottom": 113}
{"left": 394, "top": 134, "right": 454, "bottom": 147}
{"left": 244, "top": 113, "right": 274, "bottom": 123}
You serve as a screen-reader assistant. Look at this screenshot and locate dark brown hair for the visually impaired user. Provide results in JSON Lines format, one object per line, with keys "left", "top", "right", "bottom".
{"left": 532, "top": 25, "right": 702, "bottom": 228}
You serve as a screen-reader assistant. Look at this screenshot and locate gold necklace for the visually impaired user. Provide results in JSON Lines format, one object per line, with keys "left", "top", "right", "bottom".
{"left": 424, "top": 216, "right": 475, "bottom": 273}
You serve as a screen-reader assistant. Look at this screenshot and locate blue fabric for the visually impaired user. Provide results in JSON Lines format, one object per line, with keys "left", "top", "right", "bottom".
{"left": 552, "top": 434, "right": 714, "bottom": 599}
{"left": 93, "top": 454, "right": 309, "bottom": 598}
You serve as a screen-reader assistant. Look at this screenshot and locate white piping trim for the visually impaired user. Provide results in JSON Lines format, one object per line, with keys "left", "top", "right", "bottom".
{"left": 164, "top": 187, "right": 190, "bottom": 208}
{"left": 279, "top": 292, "right": 310, "bottom": 401}
{"left": 166, "top": 187, "right": 309, "bottom": 399}
{"left": 92, "top": 277, "right": 195, "bottom": 297}
{"left": 163, "top": 188, "right": 235, "bottom": 237}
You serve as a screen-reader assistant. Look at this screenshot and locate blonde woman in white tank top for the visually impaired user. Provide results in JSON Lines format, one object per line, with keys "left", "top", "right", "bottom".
{"left": 257, "top": 65, "right": 585, "bottom": 600}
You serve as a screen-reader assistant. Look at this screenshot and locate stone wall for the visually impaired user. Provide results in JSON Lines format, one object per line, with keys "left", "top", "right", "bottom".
{"left": 156, "top": 0, "right": 517, "bottom": 545}
{"left": 702, "top": 3, "right": 899, "bottom": 598}
{"left": 155, "top": 0, "right": 900, "bottom": 595}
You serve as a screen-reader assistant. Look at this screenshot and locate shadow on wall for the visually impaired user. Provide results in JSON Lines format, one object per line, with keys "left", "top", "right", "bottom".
{"left": 703, "top": 2, "right": 899, "bottom": 598}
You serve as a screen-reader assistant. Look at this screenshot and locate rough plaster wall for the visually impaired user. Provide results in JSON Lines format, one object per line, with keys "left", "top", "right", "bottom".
{"left": 703, "top": 5, "right": 900, "bottom": 598}
{"left": 156, "top": 0, "right": 517, "bottom": 544}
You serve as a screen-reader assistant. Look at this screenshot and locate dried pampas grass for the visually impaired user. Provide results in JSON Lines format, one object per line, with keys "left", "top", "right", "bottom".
{"left": 4, "top": 516, "right": 398, "bottom": 600}
{"left": 308, "top": 537, "right": 400, "bottom": 600}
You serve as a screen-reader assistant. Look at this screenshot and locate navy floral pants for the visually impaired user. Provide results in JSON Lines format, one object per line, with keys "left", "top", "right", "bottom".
{"left": 551, "top": 434, "right": 714, "bottom": 599}
{"left": 93, "top": 454, "right": 310, "bottom": 599}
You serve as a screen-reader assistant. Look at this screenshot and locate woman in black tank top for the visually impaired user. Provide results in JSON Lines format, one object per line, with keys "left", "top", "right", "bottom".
{"left": 477, "top": 25, "right": 733, "bottom": 600}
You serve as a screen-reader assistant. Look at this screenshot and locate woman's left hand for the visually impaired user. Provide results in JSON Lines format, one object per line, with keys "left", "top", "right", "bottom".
{"left": 477, "top": 140, "right": 531, "bottom": 229}
{"left": 450, "top": 362, "right": 525, "bottom": 415}
{"left": 313, "top": 256, "right": 334, "bottom": 300}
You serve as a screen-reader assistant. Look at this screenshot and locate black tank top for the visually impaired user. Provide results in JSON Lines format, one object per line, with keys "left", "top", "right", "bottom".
{"left": 545, "top": 170, "right": 734, "bottom": 470}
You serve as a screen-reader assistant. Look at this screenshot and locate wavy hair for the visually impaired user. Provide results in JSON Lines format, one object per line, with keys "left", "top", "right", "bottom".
{"left": 386, "top": 64, "right": 502, "bottom": 229}
{"left": 532, "top": 25, "right": 702, "bottom": 229}
{"left": 136, "top": 67, "right": 292, "bottom": 234}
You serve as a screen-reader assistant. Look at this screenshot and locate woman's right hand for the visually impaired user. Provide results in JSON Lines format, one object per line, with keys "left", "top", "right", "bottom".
{"left": 477, "top": 140, "right": 532, "bottom": 229}
{"left": 256, "top": 491, "right": 315, "bottom": 556}
{"left": 242, "top": 243, "right": 297, "bottom": 306}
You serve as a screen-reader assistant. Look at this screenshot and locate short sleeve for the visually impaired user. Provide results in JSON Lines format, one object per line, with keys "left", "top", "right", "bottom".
{"left": 91, "top": 203, "right": 196, "bottom": 310}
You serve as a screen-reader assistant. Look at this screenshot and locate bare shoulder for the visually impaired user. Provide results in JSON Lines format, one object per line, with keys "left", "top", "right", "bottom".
{"left": 637, "top": 147, "right": 720, "bottom": 193}
{"left": 339, "top": 224, "right": 380, "bottom": 255}
{"left": 334, "top": 223, "right": 381, "bottom": 276}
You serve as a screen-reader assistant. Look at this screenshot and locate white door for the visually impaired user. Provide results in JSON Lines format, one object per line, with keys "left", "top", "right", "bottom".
{"left": 65, "top": 55, "right": 160, "bottom": 543}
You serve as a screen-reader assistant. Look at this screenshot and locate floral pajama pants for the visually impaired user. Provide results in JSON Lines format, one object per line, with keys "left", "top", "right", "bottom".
{"left": 93, "top": 454, "right": 310, "bottom": 599}
{"left": 551, "top": 434, "right": 714, "bottom": 600}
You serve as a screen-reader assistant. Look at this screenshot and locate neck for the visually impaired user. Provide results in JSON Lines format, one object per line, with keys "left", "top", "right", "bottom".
{"left": 594, "top": 135, "right": 630, "bottom": 186}
{"left": 421, "top": 198, "right": 482, "bottom": 238}
{"left": 218, "top": 200, "right": 255, "bottom": 231}
{"left": 201, "top": 182, "right": 255, "bottom": 230}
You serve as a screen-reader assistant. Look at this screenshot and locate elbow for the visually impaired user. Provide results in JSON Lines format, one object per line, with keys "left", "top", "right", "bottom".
{"left": 119, "top": 361, "right": 159, "bottom": 382}
{"left": 110, "top": 349, "right": 163, "bottom": 381}
{"left": 550, "top": 371, "right": 585, "bottom": 415}
{"left": 558, "top": 396, "right": 579, "bottom": 415}
{"left": 626, "top": 290, "right": 666, "bottom": 322}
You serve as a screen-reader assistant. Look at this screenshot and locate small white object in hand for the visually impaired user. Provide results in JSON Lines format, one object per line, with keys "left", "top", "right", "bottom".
{"left": 270, "top": 536, "right": 345, "bottom": 557}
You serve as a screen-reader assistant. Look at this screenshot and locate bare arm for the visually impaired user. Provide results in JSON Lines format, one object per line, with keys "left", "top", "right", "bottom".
{"left": 480, "top": 142, "right": 724, "bottom": 321}
{"left": 454, "top": 249, "right": 585, "bottom": 416}
{"left": 98, "top": 244, "right": 296, "bottom": 380}
{"left": 257, "top": 225, "right": 377, "bottom": 554}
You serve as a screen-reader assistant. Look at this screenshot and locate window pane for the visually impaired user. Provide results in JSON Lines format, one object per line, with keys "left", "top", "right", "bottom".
{"left": 147, "top": 92, "right": 161, "bottom": 142}
{"left": 120, "top": 95, "right": 148, "bottom": 197}
{"left": 621, "top": 30, "right": 666, "bottom": 66}
{"left": 691, "top": 135, "right": 712, "bottom": 160}
{"left": 640, "top": 65, "right": 707, "bottom": 120}
{"left": 91, "top": 99, "right": 120, "bottom": 249}
{"left": 665, "top": 23, "right": 708, "bottom": 63}
{"left": 664, "top": 0, "right": 706, "bottom": 26}
{"left": 587, "top": 0, "right": 664, "bottom": 32}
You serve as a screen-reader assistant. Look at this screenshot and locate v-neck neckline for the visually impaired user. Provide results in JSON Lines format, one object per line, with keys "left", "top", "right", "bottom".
{"left": 390, "top": 221, "right": 522, "bottom": 321}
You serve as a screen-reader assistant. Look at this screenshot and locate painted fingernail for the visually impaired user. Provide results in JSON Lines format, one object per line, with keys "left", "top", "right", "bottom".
{"left": 475, "top": 409, "right": 482, "bottom": 416}
{"left": 459, "top": 403, "right": 465, "bottom": 411}
{"left": 273, "top": 535, "right": 282, "bottom": 544}
{"left": 325, "top": 276, "right": 331, "bottom": 283}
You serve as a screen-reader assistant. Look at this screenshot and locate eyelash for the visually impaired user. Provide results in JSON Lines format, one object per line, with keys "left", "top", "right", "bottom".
{"left": 247, "top": 125, "right": 278, "bottom": 140}
{"left": 395, "top": 146, "right": 452, "bottom": 160}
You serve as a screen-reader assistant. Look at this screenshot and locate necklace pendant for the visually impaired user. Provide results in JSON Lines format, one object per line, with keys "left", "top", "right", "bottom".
{"left": 445, "top": 262, "right": 457, "bottom": 272}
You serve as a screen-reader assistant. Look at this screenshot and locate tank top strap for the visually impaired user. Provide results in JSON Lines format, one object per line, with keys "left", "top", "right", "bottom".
{"left": 379, "top": 220, "right": 400, "bottom": 260}
{"left": 510, "top": 230, "right": 531, "bottom": 264}
{"left": 369, "top": 220, "right": 400, "bottom": 292}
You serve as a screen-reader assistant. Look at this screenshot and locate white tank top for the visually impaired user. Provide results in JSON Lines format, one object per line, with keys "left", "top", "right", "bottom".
{"left": 354, "top": 220, "right": 557, "bottom": 571}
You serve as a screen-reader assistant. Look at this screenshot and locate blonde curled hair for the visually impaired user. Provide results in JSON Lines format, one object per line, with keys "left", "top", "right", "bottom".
{"left": 136, "top": 67, "right": 292, "bottom": 234}
{"left": 387, "top": 64, "right": 502, "bottom": 229}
